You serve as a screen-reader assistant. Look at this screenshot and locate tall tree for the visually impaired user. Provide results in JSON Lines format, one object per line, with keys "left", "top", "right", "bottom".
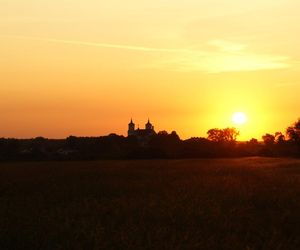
{"left": 262, "top": 133, "right": 275, "bottom": 146}
{"left": 207, "top": 128, "right": 239, "bottom": 142}
{"left": 286, "top": 119, "right": 300, "bottom": 143}
{"left": 275, "top": 132, "right": 285, "bottom": 144}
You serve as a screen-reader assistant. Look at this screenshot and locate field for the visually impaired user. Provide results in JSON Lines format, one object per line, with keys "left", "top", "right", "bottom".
{"left": 1, "top": 158, "right": 300, "bottom": 249}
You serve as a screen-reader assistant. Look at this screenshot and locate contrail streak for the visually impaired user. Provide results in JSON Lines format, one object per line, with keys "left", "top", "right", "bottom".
{"left": 0, "top": 35, "right": 191, "bottom": 53}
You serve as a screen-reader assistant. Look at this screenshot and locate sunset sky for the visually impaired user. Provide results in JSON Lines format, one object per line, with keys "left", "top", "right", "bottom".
{"left": 1, "top": 0, "right": 300, "bottom": 140}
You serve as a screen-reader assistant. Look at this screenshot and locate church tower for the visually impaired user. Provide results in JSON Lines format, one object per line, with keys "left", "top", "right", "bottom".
{"left": 145, "top": 119, "right": 154, "bottom": 130}
{"left": 128, "top": 119, "right": 135, "bottom": 136}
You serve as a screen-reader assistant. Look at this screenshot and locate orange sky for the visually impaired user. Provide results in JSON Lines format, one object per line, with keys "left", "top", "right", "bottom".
{"left": 1, "top": 0, "right": 300, "bottom": 140}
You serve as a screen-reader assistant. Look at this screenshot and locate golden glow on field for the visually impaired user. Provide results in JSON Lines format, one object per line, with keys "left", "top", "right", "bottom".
{"left": 232, "top": 112, "right": 247, "bottom": 125}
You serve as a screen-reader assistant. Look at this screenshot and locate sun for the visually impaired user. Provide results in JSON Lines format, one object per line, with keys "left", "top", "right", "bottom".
{"left": 232, "top": 112, "right": 247, "bottom": 125}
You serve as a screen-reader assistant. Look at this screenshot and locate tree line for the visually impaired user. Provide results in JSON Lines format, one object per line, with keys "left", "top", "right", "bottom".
{"left": 1, "top": 119, "right": 300, "bottom": 161}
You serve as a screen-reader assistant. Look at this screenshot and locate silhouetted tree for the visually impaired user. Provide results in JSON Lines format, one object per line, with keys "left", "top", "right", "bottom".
{"left": 158, "top": 130, "right": 168, "bottom": 136}
{"left": 66, "top": 136, "right": 78, "bottom": 149}
{"left": 286, "top": 119, "right": 300, "bottom": 156}
{"left": 149, "top": 131, "right": 181, "bottom": 158}
{"left": 223, "top": 128, "right": 239, "bottom": 142}
{"left": 207, "top": 128, "right": 222, "bottom": 142}
{"left": 239, "top": 138, "right": 262, "bottom": 156}
{"left": 207, "top": 128, "right": 239, "bottom": 142}
{"left": 170, "top": 131, "right": 180, "bottom": 140}
{"left": 262, "top": 133, "right": 275, "bottom": 146}
{"left": 275, "top": 132, "right": 285, "bottom": 144}
{"left": 261, "top": 133, "right": 276, "bottom": 156}
{"left": 249, "top": 138, "right": 259, "bottom": 145}
{"left": 286, "top": 119, "right": 300, "bottom": 143}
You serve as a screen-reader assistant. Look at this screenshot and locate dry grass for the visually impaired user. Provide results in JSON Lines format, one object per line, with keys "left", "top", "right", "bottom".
{"left": 1, "top": 158, "right": 300, "bottom": 249}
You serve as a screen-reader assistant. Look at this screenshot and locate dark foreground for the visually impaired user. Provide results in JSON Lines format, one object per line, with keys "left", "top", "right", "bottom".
{"left": 1, "top": 158, "right": 300, "bottom": 249}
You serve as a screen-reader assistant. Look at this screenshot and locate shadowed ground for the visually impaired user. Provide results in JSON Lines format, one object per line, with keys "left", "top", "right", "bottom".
{"left": 1, "top": 158, "right": 300, "bottom": 249}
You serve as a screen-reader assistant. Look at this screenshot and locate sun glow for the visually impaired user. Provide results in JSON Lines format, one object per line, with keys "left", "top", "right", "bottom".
{"left": 232, "top": 112, "right": 247, "bottom": 125}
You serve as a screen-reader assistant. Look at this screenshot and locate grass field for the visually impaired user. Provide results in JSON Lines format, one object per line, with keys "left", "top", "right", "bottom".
{"left": 1, "top": 158, "right": 300, "bottom": 249}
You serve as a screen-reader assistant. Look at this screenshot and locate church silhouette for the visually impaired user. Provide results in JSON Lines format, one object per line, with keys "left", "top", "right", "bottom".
{"left": 128, "top": 119, "right": 156, "bottom": 137}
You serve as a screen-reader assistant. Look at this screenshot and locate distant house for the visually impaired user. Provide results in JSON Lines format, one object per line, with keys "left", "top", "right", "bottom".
{"left": 128, "top": 119, "right": 156, "bottom": 144}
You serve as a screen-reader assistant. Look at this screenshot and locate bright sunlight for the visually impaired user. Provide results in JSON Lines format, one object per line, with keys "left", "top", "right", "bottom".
{"left": 232, "top": 112, "right": 248, "bottom": 125}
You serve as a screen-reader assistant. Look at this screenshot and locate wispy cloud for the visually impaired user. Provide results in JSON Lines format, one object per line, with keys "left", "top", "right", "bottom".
{"left": 1, "top": 35, "right": 291, "bottom": 73}
{"left": 157, "top": 53, "right": 289, "bottom": 74}
{"left": 0, "top": 35, "right": 189, "bottom": 53}
{"left": 208, "top": 39, "right": 247, "bottom": 52}
{"left": 151, "top": 40, "right": 290, "bottom": 73}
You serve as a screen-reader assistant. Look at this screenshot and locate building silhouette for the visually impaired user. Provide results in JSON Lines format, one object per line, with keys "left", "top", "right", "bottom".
{"left": 128, "top": 119, "right": 156, "bottom": 138}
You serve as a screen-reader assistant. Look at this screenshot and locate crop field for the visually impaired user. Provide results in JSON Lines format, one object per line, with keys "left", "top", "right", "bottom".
{"left": 1, "top": 158, "right": 300, "bottom": 249}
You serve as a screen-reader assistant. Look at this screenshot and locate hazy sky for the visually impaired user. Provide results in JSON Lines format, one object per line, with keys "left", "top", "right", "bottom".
{"left": 1, "top": 0, "right": 300, "bottom": 140}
